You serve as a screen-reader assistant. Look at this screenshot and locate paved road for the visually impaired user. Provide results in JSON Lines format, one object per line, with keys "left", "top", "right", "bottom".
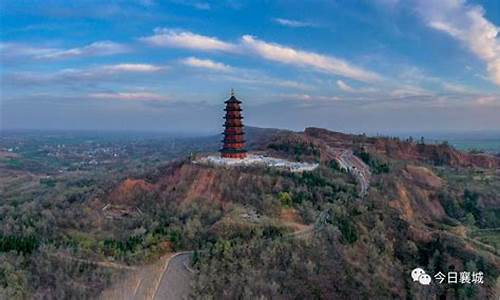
{"left": 148, "top": 148, "right": 371, "bottom": 299}
{"left": 153, "top": 252, "right": 193, "bottom": 300}
{"left": 335, "top": 149, "right": 371, "bottom": 197}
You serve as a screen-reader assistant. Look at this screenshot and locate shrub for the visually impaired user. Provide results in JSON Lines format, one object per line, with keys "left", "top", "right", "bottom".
{"left": 337, "top": 218, "right": 358, "bottom": 244}
{"left": 0, "top": 236, "right": 39, "bottom": 254}
{"left": 354, "top": 150, "right": 390, "bottom": 174}
{"left": 278, "top": 192, "right": 292, "bottom": 207}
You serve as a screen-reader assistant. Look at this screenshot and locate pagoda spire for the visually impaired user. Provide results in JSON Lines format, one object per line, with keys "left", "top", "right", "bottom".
{"left": 220, "top": 90, "right": 247, "bottom": 159}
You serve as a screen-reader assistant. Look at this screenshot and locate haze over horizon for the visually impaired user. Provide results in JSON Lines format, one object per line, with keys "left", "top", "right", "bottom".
{"left": 2, "top": 0, "right": 500, "bottom": 134}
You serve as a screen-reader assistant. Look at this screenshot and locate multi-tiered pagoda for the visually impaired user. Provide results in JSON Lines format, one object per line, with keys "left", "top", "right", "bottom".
{"left": 221, "top": 90, "right": 247, "bottom": 159}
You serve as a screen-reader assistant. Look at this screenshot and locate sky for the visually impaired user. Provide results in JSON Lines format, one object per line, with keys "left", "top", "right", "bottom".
{"left": 1, "top": 0, "right": 500, "bottom": 134}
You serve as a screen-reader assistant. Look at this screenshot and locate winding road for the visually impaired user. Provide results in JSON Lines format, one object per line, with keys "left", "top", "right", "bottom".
{"left": 334, "top": 149, "right": 371, "bottom": 197}
{"left": 103, "top": 147, "right": 372, "bottom": 299}
{"left": 153, "top": 252, "right": 193, "bottom": 300}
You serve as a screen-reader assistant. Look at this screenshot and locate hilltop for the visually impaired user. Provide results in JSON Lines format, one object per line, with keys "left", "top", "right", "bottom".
{"left": 97, "top": 127, "right": 500, "bottom": 299}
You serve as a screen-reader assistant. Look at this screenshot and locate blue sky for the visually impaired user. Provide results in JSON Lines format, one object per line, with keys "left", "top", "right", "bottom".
{"left": 1, "top": 0, "right": 500, "bottom": 134}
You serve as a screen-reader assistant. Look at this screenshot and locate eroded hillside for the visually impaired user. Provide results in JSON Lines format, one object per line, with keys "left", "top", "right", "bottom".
{"left": 99, "top": 127, "right": 500, "bottom": 299}
{"left": 1, "top": 128, "right": 499, "bottom": 299}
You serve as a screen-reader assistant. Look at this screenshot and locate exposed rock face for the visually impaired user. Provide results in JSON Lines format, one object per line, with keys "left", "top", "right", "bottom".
{"left": 302, "top": 127, "right": 500, "bottom": 168}
{"left": 108, "top": 127, "right": 499, "bottom": 212}
{"left": 108, "top": 178, "right": 154, "bottom": 205}
{"left": 155, "top": 163, "right": 224, "bottom": 203}
{"left": 387, "top": 168, "right": 447, "bottom": 224}
{"left": 403, "top": 165, "right": 443, "bottom": 190}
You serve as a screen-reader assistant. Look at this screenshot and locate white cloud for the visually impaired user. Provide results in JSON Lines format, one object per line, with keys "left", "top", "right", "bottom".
{"left": 170, "top": 0, "right": 210, "bottom": 10}
{"left": 240, "top": 35, "right": 381, "bottom": 82}
{"left": 101, "top": 63, "right": 164, "bottom": 72}
{"left": 473, "top": 95, "right": 500, "bottom": 106}
{"left": 266, "top": 78, "right": 310, "bottom": 90}
{"left": 273, "top": 18, "right": 315, "bottom": 28}
{"left": 181, "top": 57, "right": 233, "bottom": 72}
{"left": 279, "top": 93, "right": 341, "bottom": 102}
{"left": 5, "top": 63, "right": 165, "bottom": 85}
{"left": 178, "top": 56, "right": 310, "bottom": 89}
{"left": 336, "top": 80, "right": 355, "bottom": 92}
{"left": 289, "top": 94, "right": 313, "bottom": 101}
{"left": 0, "top": 43, "right": 58, "bottom": 59}
{"left": 89, "top": 91, "right": 168, "bottom": 101}
{"left": 417, "top": 0, "right": 500, "bottom": 85}
{"left": 63, "top": 63, "right": 164, "bottom": 77}
{"left": 397, "top": 65, "right": 440, "bottom": 84}
{"left": 37, "top": 41, "right": 129, "bottom": 59}
{"left": 0, "top": 41, "right": 129, "bottom": 60}
{"left": 208, "top": 73, "right": 311, "bottom": 90}
{"left": 140, "top": 28, "right": 237, "bottom": 52}
{"left": 442, "top": 82, "right": 472, "bottom": 93}
{"left": 390, "top": 85, "right": 432, "bottom": 98}
{"left": 140, "top": 29, "right": 381, "bottom": 82}
{"left": 428, "top": 21, "right": 462, "bottom": 37}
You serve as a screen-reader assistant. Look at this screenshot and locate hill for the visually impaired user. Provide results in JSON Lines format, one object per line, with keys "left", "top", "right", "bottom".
{"left": 102, "top": 127, "right": 500, "bottom": 299}
{"left": 1, "top": 127, "right": 499, "bottom": 299}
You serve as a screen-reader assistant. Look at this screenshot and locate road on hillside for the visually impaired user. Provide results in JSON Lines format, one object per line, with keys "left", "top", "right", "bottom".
{"left": 150, "top": 149, "right": 371, "bottom": 299}
{"left": 153, "top": 252, "right": 193, "bottom": 300}
{"left": 335, "top": 149, "right": 371, "bottom": 197}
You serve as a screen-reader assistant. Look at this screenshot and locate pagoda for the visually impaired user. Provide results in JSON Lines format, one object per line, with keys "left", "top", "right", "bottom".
{"left": 221, "top": 89, "right": 247, "bottom": 159}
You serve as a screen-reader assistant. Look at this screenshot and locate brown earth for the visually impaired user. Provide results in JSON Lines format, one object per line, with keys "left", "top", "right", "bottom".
{"left": 279, "top": 208, "right": 309, "bottom": 232}
{"left": 184, "top": 167, "right": 219, "bottom": 202}
{"left": 105, "top": 127, "right": 500, "bottom": 221}
{"left": 403, "top": 165, "right": 443, "bottom": 189}
{"left": 387, "top": 167, "right": 446, "bottom": 224}
{"left": 369, "top": 135, "right": 500, "bottom": 168}
{"left": 109, "top": 178, "right": 155, "bottom": 205}
{"left": 153, "top": 163, "right": 225, "bottom": 204}
{"left": 302, "top": 127, "right": 500, "bottom": 168}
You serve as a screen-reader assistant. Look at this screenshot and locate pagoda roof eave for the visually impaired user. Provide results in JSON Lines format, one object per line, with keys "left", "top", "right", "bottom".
{"left": 224, "top": 96, "right": 242, "bottom": 104}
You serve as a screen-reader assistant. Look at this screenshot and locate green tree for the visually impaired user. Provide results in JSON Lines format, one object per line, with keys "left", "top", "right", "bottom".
{"left": 278, "top": 192, "right": 292, "bottom": 207}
